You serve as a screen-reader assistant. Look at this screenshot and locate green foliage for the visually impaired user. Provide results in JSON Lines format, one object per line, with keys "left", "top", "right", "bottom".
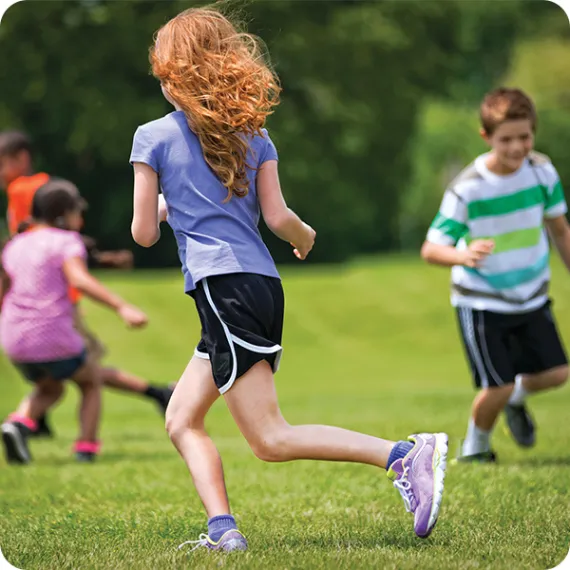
{"left": 0, "top": 0, "right": 566, "bottom": 265}
{"left": 506, "top": 38, "right": 570, "bottom": 195}
{"left": 399, "top": 102, "right": 486, "bottom": 249}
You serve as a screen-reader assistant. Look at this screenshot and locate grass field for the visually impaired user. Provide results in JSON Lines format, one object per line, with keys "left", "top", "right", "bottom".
{"left": 1, "top": 255, "right": 569, "bottom": 570}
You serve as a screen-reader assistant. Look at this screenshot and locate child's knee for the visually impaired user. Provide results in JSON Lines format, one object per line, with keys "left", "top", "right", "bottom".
{"left": 36, "top": 378, "right": 64, "bottom": 396}
{"left": 248, "top": 425, "right": 290, "bottom": 463}
{"left": 164, "top": 411, "right": 182, "bottom": 442}
{"left": 74, "top": 364, "right": 103, "bottom": 390}
{"left": 547, "top": 365, "right": 568, "bottom": 387}
{"left": 479, "top": 384, "right": 512, "bottom": 402}
{"left": 165, "top": 408, "right": 202, "bottom": 443}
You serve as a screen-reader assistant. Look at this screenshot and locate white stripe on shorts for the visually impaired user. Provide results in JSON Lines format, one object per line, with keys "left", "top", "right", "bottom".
{"left": 194, "top": 348, "right": 210, "bottom": 360}
{"left": 202, "top": 278, "right": 283, "bottom": 394}
{"left": 230, "top": 334, "right": 283, "bottom": 374}
{"left": 459, "top": 307, "right": 489, "bottom": 389}
{"left": 203, "top": 278, "right": 238, "bottom": 394}
{"left": 476, "top": 311, "right": 504, "bottom": 386}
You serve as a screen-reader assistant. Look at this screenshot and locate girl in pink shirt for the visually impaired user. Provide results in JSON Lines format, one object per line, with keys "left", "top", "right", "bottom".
{"left": 1, "top": 179, "right": 148, "bottom": 464}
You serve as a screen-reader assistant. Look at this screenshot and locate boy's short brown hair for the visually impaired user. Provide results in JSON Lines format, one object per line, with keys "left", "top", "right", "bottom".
{"left": 0, "top": 130, "right": 32, "bottom": 158}
{"left": 480, "top": 88, "right": 537, "bottom": 135}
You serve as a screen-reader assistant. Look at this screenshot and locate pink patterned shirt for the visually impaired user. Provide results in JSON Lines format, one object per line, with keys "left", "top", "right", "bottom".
{"left": 0, "top": 227, "right": 86, "bottom": 362}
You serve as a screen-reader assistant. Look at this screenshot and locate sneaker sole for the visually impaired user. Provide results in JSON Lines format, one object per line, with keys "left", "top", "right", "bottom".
{"left": 423, "top": 432, "right": 448, "bottom": 538}
{"left": 2, "top": 424, "right": 31, "bottom": 464}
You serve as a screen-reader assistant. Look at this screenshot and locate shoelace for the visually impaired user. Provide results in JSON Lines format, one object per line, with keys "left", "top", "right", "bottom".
{"left": 392, "top": 466, "right": 417, "bottom": 513}
{"left": 178, "top": 533, "right": 209, "bottom": 552}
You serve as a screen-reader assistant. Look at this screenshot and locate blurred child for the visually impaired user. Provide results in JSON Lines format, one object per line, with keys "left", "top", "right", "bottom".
{"left": 422, "top": 88, "right": 570, "bottom": 462}
{"left": 130, "top": 7, "right": 448, "bottom": 552}
{"left": 1, "top": 179, "right": 148, "bottom": 463}
{"left": 0, "top": 131, "right": 173, "bottom": 437}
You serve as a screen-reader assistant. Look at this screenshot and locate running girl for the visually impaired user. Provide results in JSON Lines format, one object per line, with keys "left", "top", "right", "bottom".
{"left": 1, "top": 179, "right": 148, "bottom": 464}
{"left": 130, "top": 7, "right": 449, "bottom": 552}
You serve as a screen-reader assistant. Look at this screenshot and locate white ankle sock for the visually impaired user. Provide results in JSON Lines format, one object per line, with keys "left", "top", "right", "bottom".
{"left": 508, "top": 374, "right": 529, "bottom": 406}
{"left": 462, "top": 418, "right": 491, "bottom": 456}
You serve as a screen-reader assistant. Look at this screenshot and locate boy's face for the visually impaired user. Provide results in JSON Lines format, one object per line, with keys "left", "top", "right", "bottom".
{"left": 482, "top": 119, "right": 534, "bottom": 173}
{"left": 0, "top": 150, "right": 31, "bottom": 189}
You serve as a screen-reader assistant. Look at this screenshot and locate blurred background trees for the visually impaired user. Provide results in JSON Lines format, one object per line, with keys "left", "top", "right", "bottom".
{"left": 0, "top": 0, "right": 568, "bottom": 266}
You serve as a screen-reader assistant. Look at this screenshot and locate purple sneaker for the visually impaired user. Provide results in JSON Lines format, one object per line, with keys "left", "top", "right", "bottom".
{"left": 178, "top": 530, "right": 248, "bottom": 553}
{"left": 387, "top": 433, "right": 448, "bottom": 538}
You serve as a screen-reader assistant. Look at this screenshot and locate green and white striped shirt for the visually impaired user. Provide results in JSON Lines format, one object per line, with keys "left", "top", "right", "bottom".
{"left": 427, "top": 151, "right": 567, "bottom": 313}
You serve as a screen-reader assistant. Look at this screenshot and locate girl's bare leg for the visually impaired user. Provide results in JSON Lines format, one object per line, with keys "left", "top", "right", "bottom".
{"left": 224, "top": 360, "right": 395, "bottom": 467}
{"left": 71, "top": 360, "right": 103, "bottom": 442}
{"left": 165, "top": 357, "right": 228, "bottom": 517}
{"left": 15, "top": 378, "right": 65, "bottom": 421}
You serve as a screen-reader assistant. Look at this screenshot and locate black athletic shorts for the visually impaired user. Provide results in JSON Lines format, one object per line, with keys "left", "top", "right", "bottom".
{"left": 456, "top": 300, "right": 567, "bottom": 389}
{"left": 190, "top": 273, "right": 284, "bottom": 393}
{"left": 13, "top": 349, "right": 88, "bottom": 383}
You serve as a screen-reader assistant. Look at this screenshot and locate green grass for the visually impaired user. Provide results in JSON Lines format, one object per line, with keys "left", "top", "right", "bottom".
{"left": 1, "top": 255, "right": 570, "bottom": 570}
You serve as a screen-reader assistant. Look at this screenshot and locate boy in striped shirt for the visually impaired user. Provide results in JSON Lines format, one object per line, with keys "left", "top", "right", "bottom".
{"left": 422, "top": 88, "right": 570, "bottom": 462}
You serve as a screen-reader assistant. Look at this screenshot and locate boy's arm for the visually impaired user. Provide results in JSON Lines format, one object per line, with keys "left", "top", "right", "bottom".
{"left": 543, "top": 163, "right": 570, "bottom": 271}
{"left": 421, "top": 241, "right": 495, "bottom": 268}
{"left": 545, "top": 216, "right": 570, "bottom": 272}
{"left": 80, "top": 235, "right": 134, "bottom": 270}
{"left": 91, "top": 250, "right": 134, "bottom": 270}
{"left": 542, "top": 165, "right": 570, "bottom": 270}
{"left": 421, "top": 190, "right": 494, "bottom": 268}
{"left": 421, "top": 242, "right": 466, "bottom": 267}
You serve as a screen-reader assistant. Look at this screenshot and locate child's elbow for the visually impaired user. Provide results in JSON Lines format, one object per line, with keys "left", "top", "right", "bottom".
{"left": 420, "top": 241, "right": 434, "bottom": 263}
{"left": 134, "top": 235, "right": 159, "bottom": 248}
{"left": 131, "top": 224, "right": 159, "bottom": 248}
{"left": 264, "top": 210, "right": 290, "bottom": 234}
{"left": 65, "top": 270, "right": 87, "bottom": 291}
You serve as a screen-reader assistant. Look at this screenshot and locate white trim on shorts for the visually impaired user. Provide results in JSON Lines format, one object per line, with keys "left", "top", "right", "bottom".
{"left": 477, "top": 311, "right": 504, "bottom": 386}
{"left": 231, "top": 333, "right": 283, "bottom": 374}
{"left": 194, "top": 348, "right": 210, "bottom": 360}
{"left": 202, "top": 278, "right": 283, "bottom": 394}
{"left": 458, "top": 307, "right": 490, "bottom": 389}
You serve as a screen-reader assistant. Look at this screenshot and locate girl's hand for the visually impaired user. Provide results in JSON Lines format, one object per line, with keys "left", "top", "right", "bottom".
{"left": 118, "top": 304, "right": 148, "bottom": 328}
{"left": 292, "top": 223, "right": 316, "bottom": 260}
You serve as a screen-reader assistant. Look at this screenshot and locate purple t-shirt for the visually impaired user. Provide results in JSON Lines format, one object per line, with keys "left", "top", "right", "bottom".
{"left": 130, "top": 111, "right": 280, "bottom": 292}
{"left": 0, "top": 228, "right": 86, "bottom": 362}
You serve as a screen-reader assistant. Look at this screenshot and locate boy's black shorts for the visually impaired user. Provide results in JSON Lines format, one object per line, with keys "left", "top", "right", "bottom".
{"left": 190, "top": 273, "right": 284, "bottom": 394}
{"left": 456, "top": 300, "right": 567, "bottom": 389}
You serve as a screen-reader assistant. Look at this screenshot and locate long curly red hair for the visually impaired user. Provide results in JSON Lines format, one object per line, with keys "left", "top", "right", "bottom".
{"left": 150, "top": 7, "right": 281, "bottom": 201}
